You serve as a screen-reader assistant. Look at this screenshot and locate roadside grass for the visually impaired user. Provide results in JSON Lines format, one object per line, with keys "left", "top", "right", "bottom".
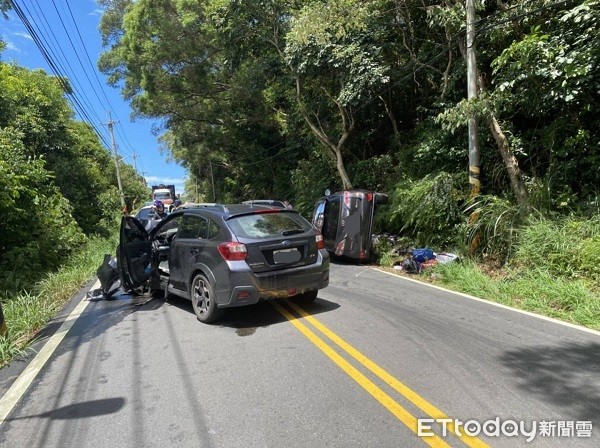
{"left": 424, "top": 261, "right": 600, "bottom": 331}
{"left": 377, "top": 214, "right": 600, "bottom": 331}
{"left": 0, "top": 234, "right": 117, "bottom": 367}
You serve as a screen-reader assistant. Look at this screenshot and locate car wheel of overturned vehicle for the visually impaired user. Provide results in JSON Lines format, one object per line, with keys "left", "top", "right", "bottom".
{"left": 191, "top": 274, "right": 224, "bottom": 323}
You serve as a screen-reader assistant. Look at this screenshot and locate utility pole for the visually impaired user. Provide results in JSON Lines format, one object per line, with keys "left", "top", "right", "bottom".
{"left": 209, "top": 162, "right": 216, "bottom": 202}
{"left": 106, "top": 112, "right": 127, "bottom": 213}
{"left": 131, "top": 149, "right": 140, "bottom": 174}
{"left": 466, "top": 0, "right": 481, "bottom": 198}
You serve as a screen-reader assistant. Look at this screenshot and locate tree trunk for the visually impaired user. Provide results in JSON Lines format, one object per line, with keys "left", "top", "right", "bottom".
{"left": 294, "top": 76, "right": 354, "bottom": 190}
{"left": 457, "top": 31, "right": 530, "bottom": 208}
{"left": 333, "top": 146, "right": 353, "bottom": 189}
{"left": 274, "top": 39, "right": 355, "bottom": 190}
{"left": 378, "top": 94, "right": 400, "bottom": 142}
{"left": 487, "top": 114, "right": 529, "bottom": 208}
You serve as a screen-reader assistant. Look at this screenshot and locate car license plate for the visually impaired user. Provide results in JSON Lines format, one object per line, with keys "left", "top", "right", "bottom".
{"left": 273, "top": 248, "right": 301, "bottom": 264}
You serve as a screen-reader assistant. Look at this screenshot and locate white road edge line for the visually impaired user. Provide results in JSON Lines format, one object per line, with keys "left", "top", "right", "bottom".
{"left": 0, "top": 280, "right": 98, "bottom": 425}
{"left": 373, "top": 268, "right": 600, "bottom": 338}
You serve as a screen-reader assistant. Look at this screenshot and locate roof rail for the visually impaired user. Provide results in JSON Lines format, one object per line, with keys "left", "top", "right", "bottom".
{"left": 242, "top": 199, "right": 286, "bottom": 208}
{"left": 179, "top": 203, "right": 229, "bottom": 212}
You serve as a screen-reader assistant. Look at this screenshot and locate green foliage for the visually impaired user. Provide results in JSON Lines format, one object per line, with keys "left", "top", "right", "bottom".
{"left": 464, "top": 195, "right": 532, "bottom": 262}
{"left": 0, "top": 127, "right": 85, "bottom": 291}
{"left": 0, "top": 64, "right": 72, "bottom": 156}
{"left": 513, "top": 215, "right": 600, "bottom": 285}
{"left": 384, "top": 172, "right": 468, "bottom": 248}
{"left": 0, "top": 0, "right": 11, "bottom": 18}
{"left": 286, "top": 0, "right": 390, "bottom": 105}
{"left": 431, "top": 261, "right": 600, "bottom": 329}
{"left": 492, "top": 2, "right": 599, "bottom": 110}
{"left": 0, "top": 233, "right": 118, "bottom": 367}
{"left": 487, "top": 0, "right": 600, "bottom": 203}
{"left": 347, "top": 154, "right": 395, "bottom": 192}
{"left": 398, "top": 120, "right": 466, "bottom": 178}
{"left": 94, "top": 0, "right": 600, "bottom": 215}
{"left": 0, "top": 59, "right": 143, "bottom": 295}
{"left": 0, "top": 62, "right": 131, "bottom": 236}
{"left": 96, "top": 0, "right": 600, "bottom": 254}
{"left": 290, "top": 149, "right": 339, "bottom": 218}
{"left": 377, "top": 249, "right": 397, "bottom": 268}
{"left": 436, "top": 94, "right": 495, "bottom": 134}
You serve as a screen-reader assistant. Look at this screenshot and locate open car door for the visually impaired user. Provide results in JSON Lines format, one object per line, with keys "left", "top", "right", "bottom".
{"left": 118, "top": 216, "right": 152, "bottom": 291}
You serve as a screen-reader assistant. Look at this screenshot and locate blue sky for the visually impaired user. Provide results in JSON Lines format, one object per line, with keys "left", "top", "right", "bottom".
{"left": 1, "top": 0, "right": 188, "bottom": 196}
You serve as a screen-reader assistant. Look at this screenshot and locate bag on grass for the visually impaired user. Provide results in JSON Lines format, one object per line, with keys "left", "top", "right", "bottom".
{"left": 401, "top": 258, "right": 422, "bottom": 274}
{"left": 412, "top": 248, "right": 435, "bottom": 263}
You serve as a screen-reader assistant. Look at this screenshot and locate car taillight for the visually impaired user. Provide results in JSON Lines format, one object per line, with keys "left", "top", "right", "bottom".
{"left": 316, "top": 233, "right": 325, "bottom": 250}
{"left": 218, "top": 242, "right": 247, "bottom": 261}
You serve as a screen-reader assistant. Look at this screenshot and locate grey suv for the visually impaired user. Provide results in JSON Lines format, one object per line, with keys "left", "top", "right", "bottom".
{"left": 118, "top": 203, "right": 330, "bottom": 323}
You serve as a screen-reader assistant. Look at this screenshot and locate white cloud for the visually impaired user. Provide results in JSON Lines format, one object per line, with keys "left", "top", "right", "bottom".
{"left": 88, "top": 9, "right": 104, "bottom": 16}
{"left": 13, "top": 32, "right": 32, "bottom": 41}
{"left": 3, "top": 40, "right": 18, "bottom": 52}
{"left": 145, "top": 176, "right": 186, "bottom": 186}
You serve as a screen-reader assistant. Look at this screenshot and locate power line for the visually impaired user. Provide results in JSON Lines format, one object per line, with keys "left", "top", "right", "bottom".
{"left": 27, "top": 1, "right": 109, "bottom": 137}
{"left": 58, "top": 0, "right": 143, "bottom": 163}
{"left": 61, "top": 0, "right": 114, "bottom": 110}
{"left": 9, "top": 0, "right": 154, "bottom": 168}
{"left": 10, "top": 0, "right": 111, "bottom": 148}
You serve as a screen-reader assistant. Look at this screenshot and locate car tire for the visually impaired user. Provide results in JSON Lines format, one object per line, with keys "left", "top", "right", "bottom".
{"left": 374, "top": 192, "right": 388, "bottom": 205}
{"left": 191, "top": 274, "right": 224, "bottom": 323}
{"left": 293, "top": 290, "right": 318, "bottom": 304}
{"left": 131, "top": 284, "right": 150, "bottom": 297}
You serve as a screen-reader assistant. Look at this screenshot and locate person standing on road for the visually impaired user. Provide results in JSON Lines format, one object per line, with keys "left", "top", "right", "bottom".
{"left": 146, "top": 200, "right": 168, "bottom": 231}
{"left": 173, "top": 195, "right": 182, "bottom": 210}
{"left": 283, "top": 200, "right": 293, "bottom": 209}
{"left": 153, "top": 200, "right": 168, "bottom": 219}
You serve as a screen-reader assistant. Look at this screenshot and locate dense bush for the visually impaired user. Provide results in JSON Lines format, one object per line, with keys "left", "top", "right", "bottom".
{"left": 291, "top": 150, "right": 339, "bottom": 218}
{"left": 381, "top": 172, "right": 468, "bottom": 249}
{"left": 462, "top": 195, "right": 532, "bottom": 262}
{"left": 513, "top": 215, "right": 600, "bottom": 286}
{"left": 0, "top": 128, "right": 85, "bottom": 292}
{"left": 0, "top": 60, "right": 145, "bottom": 294}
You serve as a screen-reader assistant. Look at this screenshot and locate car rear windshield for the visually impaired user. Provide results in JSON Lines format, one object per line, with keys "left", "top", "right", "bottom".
{"left": 227, "top": 212, "right": 312, "bottom": 239}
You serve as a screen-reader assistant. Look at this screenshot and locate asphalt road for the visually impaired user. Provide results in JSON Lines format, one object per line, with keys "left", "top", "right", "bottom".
{"left": 0, "top": 262, "right": 598, "bottom": 447}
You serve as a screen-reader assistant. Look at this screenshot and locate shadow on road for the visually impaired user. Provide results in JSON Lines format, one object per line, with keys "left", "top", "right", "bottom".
{"left": 165, "top": 294, "right": 340, "bottom": 336}
{"left": 499, "top": 341, "right": 600, "bottom": 421}
{"left": 30, "top": 289, "right": 164, "bottom": 347}
{"left": 4, "top": 397, "right": 126, "bottom": 421}
{"left": 5, "top": 285, "right": 340, "bottom": 371}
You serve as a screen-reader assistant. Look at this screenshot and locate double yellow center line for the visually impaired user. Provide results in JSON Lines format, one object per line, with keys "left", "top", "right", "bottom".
{"left": 272, "top": 299, "right": 489, "bottom": 448}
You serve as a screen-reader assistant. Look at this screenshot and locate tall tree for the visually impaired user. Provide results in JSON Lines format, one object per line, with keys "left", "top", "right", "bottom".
{"left": 0, "top": 62, "right": 134, "bottom": 233}
{"left": 284, "top": 0, "right": 392, "bottom": 189}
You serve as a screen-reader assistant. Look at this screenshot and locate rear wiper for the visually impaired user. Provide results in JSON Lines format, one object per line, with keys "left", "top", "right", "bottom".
{"left": 282, "top": 229, "right": 303, "bottom": 236}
